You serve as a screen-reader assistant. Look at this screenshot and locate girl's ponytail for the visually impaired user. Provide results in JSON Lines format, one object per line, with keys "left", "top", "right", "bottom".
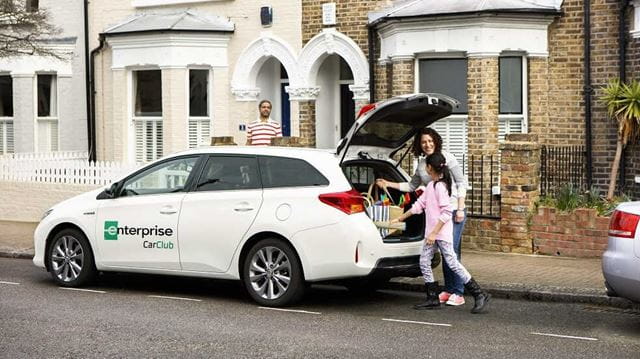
{"left": 425, "top": 152, "right": 452, "bottom": 196}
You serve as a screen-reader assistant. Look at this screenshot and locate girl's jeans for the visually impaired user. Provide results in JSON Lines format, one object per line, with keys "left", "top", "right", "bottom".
{"left": 443, "top": 209, "right": 467, "bottom": 295}
{"left": 420, "top": 239, "right": 471, "bottom": 284}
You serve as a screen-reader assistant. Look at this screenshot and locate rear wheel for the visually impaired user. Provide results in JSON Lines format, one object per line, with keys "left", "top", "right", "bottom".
{"left": 242, "top": 238, "right": 305, "bottom": 307}
{"left": 47, "top": 228, "right": 96, "bottom": 287}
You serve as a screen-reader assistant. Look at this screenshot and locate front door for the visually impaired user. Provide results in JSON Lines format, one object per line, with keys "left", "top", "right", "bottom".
{"left": 95, "top": 156, "right": 200, "bottom": 270}
{"left": 178, "top": 155, "right": 263, "bottom": 273}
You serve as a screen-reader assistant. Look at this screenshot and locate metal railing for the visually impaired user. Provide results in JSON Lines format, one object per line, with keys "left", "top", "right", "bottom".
{"left": 540, "top": 145, "right": 587, "bottom": 197}
{"left": 462, "top": 153, "right": 501, "bottom": 219}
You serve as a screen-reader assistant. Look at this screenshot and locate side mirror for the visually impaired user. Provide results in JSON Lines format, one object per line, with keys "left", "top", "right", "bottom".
{"left": 97, "top": 182, "right": 119, "bottom": 200}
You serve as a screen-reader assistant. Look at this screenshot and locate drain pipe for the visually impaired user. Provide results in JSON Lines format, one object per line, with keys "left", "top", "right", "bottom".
{"left": 619, "top": 0, "right": 629, "bottom": 192}
{"left": 89, "top": 34, "right": 106, "bottom": 162}
{"left": 584, "top": 0, "right": 593, "bottom": 189}
{"left": 83, "top": 0, "right": 93, "bottom": 161}
{"left": 367, "top": 24, "right": 376, "bottom": 104}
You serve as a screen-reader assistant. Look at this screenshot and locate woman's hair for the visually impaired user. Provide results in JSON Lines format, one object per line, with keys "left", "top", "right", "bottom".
{"left": 426, "top": 152, "right": 452, "bottom": 197}
{"left": 411, "top": 127, "right": 443, "bottom": 156}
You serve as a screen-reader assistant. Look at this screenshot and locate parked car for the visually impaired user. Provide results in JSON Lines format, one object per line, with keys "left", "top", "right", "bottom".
{"left": 33, "top": 93, "right": 454, "bottom": 306}
{"left": 602, "top": 201, "right": 640, "bottom": 303}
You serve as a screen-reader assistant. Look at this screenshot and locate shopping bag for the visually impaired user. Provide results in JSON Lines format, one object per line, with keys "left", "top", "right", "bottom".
{"left": 363, "top": 184, "right": 404, "bottom": 237}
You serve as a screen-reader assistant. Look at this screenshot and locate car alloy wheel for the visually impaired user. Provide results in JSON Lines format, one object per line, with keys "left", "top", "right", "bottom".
{"left": 243, "top": 238, "right": 304, "bottom": 306}
{"left": 249, "top": 246, "right": 291, "bottom": 300}
{"left": 51, "top": 235, "right": 85, "bottom": 282}
{"left": 48, "top": 229, "right": 96, "bottom": 287}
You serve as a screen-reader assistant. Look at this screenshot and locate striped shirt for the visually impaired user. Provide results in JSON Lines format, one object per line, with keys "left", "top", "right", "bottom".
{"left": 246, "top": 119, "right": 282, "bottom": 146}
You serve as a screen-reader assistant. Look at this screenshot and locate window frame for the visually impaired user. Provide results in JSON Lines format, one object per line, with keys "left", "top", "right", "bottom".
{"left": 186, "top": 67, "right": 212, "bottom": 149}
{"left": 117, "top": 155, "right": 203, "bottom": 198}
{"left": 498, "top": 55, "right": 528, "bottom": 142}
{"left": 258, "top": 155, "right": 330, "bottom": 189}
{"left": 35, "top": 73, "right": 59, "bottom": 152}
{"left": 193, "top": 154, "right": 262, "bottom": 192}
{"left": 130, "top": 68, "right": 163, "bottom": 163}
{"left": 414, "top": 54, "right": 469, "bottom": 163}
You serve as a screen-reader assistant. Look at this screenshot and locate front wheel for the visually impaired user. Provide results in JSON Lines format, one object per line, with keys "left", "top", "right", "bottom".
{"left": 47, "top": 228, "right": 96, "bottom": 287}
{"left": 242, "top": 238, "right": 305, "bottom": 307}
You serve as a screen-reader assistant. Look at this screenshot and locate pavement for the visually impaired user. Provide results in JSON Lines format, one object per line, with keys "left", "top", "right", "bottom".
{"left": 1, "top": 248, "right": 637, "bottom": 310}
{"left": 387, "top": 250, "right": 640, "bottom": 310}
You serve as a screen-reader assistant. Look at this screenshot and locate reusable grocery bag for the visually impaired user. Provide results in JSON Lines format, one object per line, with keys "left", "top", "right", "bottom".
{"left": 363, "top": 184, "right": 404, "bottom": 237}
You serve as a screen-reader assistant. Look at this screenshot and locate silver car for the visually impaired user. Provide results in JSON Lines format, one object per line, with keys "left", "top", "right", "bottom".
{"left": 602, "top": 201, "right": 640, "bottom": 302}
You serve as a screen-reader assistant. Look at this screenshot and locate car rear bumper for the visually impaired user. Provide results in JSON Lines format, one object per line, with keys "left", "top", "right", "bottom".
{"left": 602, "top": 239, "right": 640, "bottom": 302}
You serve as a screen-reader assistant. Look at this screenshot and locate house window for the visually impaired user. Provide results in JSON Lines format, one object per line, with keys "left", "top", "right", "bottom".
{"left": 418, "top": 59, "right": 468, "bottom": 113}
{"left": 0, "top": 75, "right": 13, "bottom": 154}
{"left": 498, "top": 56, "right": 527, "bottom": 141}
{"left": 419, "top": 58, "right": 469, "bottom": 163}
{"left": 188, "top": 69, "right": 210, "bottom": 149}
{"left": 133, "top": 70, "right": 163, "bottom": 162}
{"left": 37, "top": 74, "right": 58, "bottom": 152}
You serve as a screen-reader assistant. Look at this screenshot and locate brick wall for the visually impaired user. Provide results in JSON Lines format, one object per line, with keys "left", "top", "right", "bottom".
{"left": 625, "top": 8, "right": 640, "bottom": 199}
{"left": 462, "top": 218, "right": 501, "bottom": 252}
{"left": 545, "top": 0, "right": 585, "bottom": 146}
{"left": 298, "top": 101, "right": 317, "bottom": 147}
{"left": 390, "top": 59, "right": 415, "bottom": 96}
{"left": 528, "top": 57, "right": 550, "bottom": 143}
{"left": 531, "top": 207, "right": 610, "bottom": 257}
{"left": 467, "top": 57, "right": 499, "bottom": 155}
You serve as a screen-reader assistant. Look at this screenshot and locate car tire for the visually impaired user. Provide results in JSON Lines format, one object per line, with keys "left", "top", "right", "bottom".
{"left": 47, "top": 228, "right": 96, "bottom": 287}
{"left": 242, "top": 238, "right": 305, "bottom": 307}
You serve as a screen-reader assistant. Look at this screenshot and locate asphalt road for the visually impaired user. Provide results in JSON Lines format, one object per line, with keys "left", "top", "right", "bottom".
{"left": 1, "top": 257, "right": 639, "bottom": 358}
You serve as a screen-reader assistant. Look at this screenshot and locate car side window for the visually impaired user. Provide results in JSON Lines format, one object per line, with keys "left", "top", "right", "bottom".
{"left": 258, "top": 156, "right": 329, "bottom": 188}
{"left": 195, "top": 156, "right": 261, "bottom": 191}
{"left": 121, "top": 157, "right": 198, "bottom": 197}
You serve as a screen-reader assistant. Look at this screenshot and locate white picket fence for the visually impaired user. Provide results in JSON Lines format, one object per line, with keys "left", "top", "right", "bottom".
{"left": 0, "top": 151, "right": 140, "bottom": 185}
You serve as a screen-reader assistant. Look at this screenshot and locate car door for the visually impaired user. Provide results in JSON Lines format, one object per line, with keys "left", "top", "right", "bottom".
{"left": 178, "top": 155, "right": 263, "bottom": 272}
{"left": 95, "top": 156, "right": 200, "bottom": 270}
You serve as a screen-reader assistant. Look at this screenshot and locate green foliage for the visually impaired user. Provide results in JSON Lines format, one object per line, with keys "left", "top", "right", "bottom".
{"left": 538, "top": 184, "right": 629, "bottom": 216}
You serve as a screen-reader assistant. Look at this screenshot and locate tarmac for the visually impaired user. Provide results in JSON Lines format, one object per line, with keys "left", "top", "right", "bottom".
{"left": 1, "top": 248, "right": 637, "bottom": 310}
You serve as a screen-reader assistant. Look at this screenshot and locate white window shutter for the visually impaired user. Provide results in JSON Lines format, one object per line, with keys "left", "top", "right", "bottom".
{"left": 7, "top": 121, "right": 13, "bottom": 153}
{"left": 0, "top": 122, "right": 4, "bottom": 154}
{"left": 430, "top": 117, "right": 468, "bottom": 172}
{"left": 188, "top": 119, "right": 211, "bottom": 149}
{"left": 135, "top": 119, "right": 163, "bottom": 163}
{"left": 498, "top": 117, "right": 524, "bottom": 142}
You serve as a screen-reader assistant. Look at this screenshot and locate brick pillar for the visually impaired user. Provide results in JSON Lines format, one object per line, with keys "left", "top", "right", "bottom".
{"left": 467, "top": 57, "right": 499, "bottom": 155}
{"left": 500, "top": 133, "right": 541, "bottom": 254}
{"left": 210, "top": 136, "right": 236, "bottom": 146}
{"left": 298, "top": 101, "right": 316, "bottom": 147}
{"left": 528, "top": 57, "right": 550, "bottom": 145}
{"left": 375, "top": 60, "right": 392, "bottom": 101}
{"left": 390, "top": 57, "right": 414, "bottom": 97}
{"left": 271, "top": 137, "right": 306, "bottom": 147}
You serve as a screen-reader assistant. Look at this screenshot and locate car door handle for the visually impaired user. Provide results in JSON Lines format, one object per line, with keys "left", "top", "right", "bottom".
{"left": 160, "top": 206, "right": 178, "bottom": 214}
{"left": 234, "top": 206, "right": 254, "bottom": 212}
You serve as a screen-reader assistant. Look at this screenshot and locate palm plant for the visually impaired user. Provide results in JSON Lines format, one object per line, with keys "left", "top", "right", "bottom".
{"left": 601, "top": 79, "right": 640, "bottom": 200}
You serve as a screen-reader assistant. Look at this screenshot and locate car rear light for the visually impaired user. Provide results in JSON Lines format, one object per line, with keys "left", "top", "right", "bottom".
{"left": 608, "top": 210, "right": 640, "bottom": 238}
{"left": 319, "top": 189, "right": 365, "bottom": 215}
{"left": 357, "top": 103, "right": 376, "bottom": 118}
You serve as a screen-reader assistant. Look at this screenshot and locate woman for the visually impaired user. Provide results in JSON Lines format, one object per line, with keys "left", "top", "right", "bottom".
{"left": 376, "top": 128, "right": 468, "bottom": 306}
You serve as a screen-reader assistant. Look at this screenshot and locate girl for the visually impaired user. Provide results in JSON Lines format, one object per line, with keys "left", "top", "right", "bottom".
{"left": 391, "top": 153, "right": 489, "bottom": 314}
{"left": 377, "top": 128, "right": 468, "bottom": 307}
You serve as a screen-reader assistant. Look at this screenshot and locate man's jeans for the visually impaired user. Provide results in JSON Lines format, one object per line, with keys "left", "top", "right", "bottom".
{"left": 443, "top": 209, "right": 467, "bottom": 295}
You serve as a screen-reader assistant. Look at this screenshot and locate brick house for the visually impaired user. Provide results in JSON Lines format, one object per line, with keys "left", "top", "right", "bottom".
{"left": 295, "top": 0, "right": 640, "bottom": 199}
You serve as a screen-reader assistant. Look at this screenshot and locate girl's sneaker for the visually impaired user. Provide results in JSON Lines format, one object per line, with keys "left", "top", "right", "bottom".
{"left": 438, "top": 291, "right": 451, "bottom": 304}
{"left": 445, "top": 293, "right": 465, "bottom": 306}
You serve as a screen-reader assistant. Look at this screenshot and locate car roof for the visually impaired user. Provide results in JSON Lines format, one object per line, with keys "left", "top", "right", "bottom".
{"left": 172, "top": 146, "right": 333, "bottom": 156}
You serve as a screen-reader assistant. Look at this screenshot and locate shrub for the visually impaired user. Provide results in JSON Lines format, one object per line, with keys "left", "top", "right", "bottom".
{"left": 538, "top": 184, "right": 630, "bottom": 216}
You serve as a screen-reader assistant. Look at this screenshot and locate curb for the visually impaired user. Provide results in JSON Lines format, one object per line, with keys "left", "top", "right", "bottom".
{"left": 0, "top": 251, "right": 33, "bottom": 260}
{"left": 385, "top": 279, "right": 640, "bottom": 310}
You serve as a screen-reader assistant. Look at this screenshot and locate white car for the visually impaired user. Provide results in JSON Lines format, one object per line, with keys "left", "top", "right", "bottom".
{"left": 33, "top": 93, "right": 454, "bottom": 306}
{"left": 602, "top": 201, "right": 640, "bottom": 303}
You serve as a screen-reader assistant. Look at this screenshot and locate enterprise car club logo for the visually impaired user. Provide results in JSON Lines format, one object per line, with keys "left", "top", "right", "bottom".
{"left": 104, "top": 220, "right": 174, "bottom": 249}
